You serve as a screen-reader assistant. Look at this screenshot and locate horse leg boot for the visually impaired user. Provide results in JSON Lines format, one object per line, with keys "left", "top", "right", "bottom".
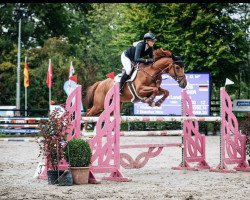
{"left": 119, "top": 72, "right": 129, "bottom": 95}
{"left": 155, "top": 88, "right": 169, "bottom": 107}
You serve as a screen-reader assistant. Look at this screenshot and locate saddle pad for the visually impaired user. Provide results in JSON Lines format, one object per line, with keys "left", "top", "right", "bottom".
{"left": 114, "top": 69, "right": 138, "bottom": 83}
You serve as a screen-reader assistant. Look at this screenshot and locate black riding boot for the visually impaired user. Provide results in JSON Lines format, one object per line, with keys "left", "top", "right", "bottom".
{"left": 119, "top": 73, "right": 129, "bottom": 95}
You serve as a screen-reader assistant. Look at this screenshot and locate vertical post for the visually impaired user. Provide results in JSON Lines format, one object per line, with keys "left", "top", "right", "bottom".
{"left": 24, "top": 56, "right": 27, "bottom": 117}
{"left": 16, "top": 18, "right": 21, "bottom": 116}
{"left": 114, "top": 83, "right": 121, "bottom": 169}
{"left": 25, "top": 87, "right": 27, "bottom": 116}
{"left": 48, "top": 59, "right": 52, "bottom": 115}
{"left": 219, "top": 87, "right": 223, "bottom": 168}
{"left": 181, "top": 90, "right": 184, "bottom": 166}
{"left": 49, "top": 87, "right": 51, "bottom": 113}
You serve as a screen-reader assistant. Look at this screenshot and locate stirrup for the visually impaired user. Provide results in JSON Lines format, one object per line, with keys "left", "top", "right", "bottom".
{"left": 119, "top": 88, "right": 123, "bottom": 95}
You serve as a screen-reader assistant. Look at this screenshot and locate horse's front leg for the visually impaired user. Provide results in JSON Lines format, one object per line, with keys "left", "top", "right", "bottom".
{"left": 155, "top": 87, "right": 169, "bottom": 107}
{"left": 137, "top": 86, "right": 159, "bottom": 106}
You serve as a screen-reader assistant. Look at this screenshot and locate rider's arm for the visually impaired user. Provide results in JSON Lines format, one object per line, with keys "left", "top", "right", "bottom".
{"left": 134, "top": 42, "right": 147, "bottom": 63}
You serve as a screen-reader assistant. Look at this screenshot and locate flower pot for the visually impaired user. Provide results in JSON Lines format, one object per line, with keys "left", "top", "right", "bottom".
{"left": 58, "top": 170, "right": 73, "bottom": 186}
{"left": 70, "top": 167, "right": 89, "bottom": 184}
{"left": 47, "top": 170, "right": 64, "bottom": 185}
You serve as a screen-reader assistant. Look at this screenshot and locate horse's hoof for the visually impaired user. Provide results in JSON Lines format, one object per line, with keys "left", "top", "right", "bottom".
{"left": 155, "top": 102, "right": 161, "bottom": 107}
{"left": 149, "top": 102, "right": 155, "bottom": 107}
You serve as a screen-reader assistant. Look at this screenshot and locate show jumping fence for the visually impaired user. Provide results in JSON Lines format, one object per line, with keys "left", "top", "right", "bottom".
{"left": 38, "top": 82, "right": 250, "bottom": 183}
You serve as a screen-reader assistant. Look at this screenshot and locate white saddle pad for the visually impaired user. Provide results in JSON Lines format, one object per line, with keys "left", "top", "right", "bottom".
{"left": 114, "top": 68, "right": 138, "bottom": 83}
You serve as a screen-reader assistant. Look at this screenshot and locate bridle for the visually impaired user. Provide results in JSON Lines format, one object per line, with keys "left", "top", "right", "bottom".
{"left": 170, "top": 64, "right": 186, "bottom": 84}
{"left": 138, "top": 59, "right": 185, "bottom": 83}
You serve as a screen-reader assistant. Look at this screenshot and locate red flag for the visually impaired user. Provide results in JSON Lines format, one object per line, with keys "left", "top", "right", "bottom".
{"left": 69, "top": 75, "right": 78, "bottom": 83}
{"left": 24, "top": 59, "right": 29, "bottom": 88}
{"left": 46, "top": 59, "right": 53, "bottom": 88}
{"left": 106, "top": 71, "right": 115, "bottom": 80}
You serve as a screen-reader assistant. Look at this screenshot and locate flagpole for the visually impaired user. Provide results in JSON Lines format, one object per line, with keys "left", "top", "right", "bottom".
{"left": 49, "top": 59, "right": 51, "bottom": 115}
{"left": 49, "top": 86, "right": 51, "bottom": 114}
{"left": 25, "top": 56, "right": 27, "bottom": 116}
{"left": 70, "top": 61, "right": 73, "bottom": 75}
{"left": 25, "top": 88, "right": 27, "bottom": 116}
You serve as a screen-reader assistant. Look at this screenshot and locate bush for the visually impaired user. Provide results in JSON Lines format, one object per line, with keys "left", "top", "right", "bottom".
{"left": 37, "top": 108, "right": 70, "bottom": 170}
{"left": 64, "top": 138, "right": 92, "bottom": 167}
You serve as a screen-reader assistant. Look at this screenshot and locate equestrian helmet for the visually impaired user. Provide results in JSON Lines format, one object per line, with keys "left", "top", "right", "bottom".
{"left": 143, "top": 32, "right": 157, "bottom": 41}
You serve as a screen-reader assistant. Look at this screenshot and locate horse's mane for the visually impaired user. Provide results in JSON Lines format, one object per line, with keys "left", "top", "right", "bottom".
{"left": 154, "top": 48, "right": 173, "bottom": 61}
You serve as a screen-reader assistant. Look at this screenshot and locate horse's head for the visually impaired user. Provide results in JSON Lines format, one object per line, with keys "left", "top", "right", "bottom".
{"left": 153, "top": 48, "right": 187, "bottom": 89}
{"left": 168, "top": 59, "right": 187, "bottom": 89}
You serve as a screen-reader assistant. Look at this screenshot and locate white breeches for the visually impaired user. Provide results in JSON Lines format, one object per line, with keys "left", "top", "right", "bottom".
{"left": 121, "top": 51, "right": 132, "bottom": 75}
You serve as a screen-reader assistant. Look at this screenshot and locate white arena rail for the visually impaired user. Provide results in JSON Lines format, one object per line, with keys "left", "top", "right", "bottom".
{"left": 82, "top": 116, "right": 221, "bottom": 123}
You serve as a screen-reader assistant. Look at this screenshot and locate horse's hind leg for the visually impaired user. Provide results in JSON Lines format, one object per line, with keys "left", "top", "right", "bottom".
{"left": 83, "top": 121, "right": 89, "bottom": 131}
{"left": 83, "top": 106, "right": 103, "bottom": 130}
{"left": 86, "top": 106, "right": 103, "bottom": 117}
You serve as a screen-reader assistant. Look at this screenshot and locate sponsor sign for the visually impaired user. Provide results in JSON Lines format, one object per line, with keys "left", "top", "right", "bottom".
{"left": 233, "top": 100, "right": 250, "bottom": 112}
{"left": 133, "top": 73, "right": 211, "bottom": 116}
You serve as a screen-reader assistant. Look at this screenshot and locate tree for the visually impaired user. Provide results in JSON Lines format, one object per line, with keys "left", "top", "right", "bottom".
{"left": 0, "top": 3, "right": 93, "bottom": 108}
{"left": 0, "top": 3, "right": 249, "bottom": 112}
{"left": 111, "top": 3, "right": 250, "bottom": 99}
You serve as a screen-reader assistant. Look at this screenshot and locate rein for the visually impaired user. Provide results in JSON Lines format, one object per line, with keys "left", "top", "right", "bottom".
{"left": 139, "top": 61, "right": 185, "bottom": 84}
{"left": 138, "top": 66, "right": 156, "bottom": 80}
{"left": 138, "top": 62, "right": 172, "bottom": 81}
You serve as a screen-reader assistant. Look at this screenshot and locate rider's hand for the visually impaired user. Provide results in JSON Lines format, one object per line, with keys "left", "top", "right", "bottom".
{"left": 147, "top": 58, "right": 154, "bottom": 63}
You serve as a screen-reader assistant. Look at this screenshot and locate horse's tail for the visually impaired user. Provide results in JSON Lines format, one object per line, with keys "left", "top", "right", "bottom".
{"left": 85, "top": 81, "right": 101, "bottom": 111}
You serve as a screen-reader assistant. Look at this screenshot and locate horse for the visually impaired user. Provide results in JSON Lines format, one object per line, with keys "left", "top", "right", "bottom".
{"left": 84, "top": 48, "right": 187, "bottom": 118}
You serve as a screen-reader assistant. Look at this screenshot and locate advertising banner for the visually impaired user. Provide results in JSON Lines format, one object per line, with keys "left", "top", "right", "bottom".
{"left": 133, "top": 73, "right": 211, "bottom": 116}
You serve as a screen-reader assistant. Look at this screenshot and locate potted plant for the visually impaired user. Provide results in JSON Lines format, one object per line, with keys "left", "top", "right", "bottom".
{"left": 37, "top": 108, "right": 71, "bottom": 185}
{"left": 64, "top": 138, "right": 92, "bottom": 184}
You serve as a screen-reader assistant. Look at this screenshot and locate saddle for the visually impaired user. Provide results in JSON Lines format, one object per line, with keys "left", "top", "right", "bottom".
{"left": 114, "top": 64, "right": 145, "bottom": 103}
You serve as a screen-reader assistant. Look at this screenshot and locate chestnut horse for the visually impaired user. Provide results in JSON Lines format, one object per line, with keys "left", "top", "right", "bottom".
{"left": 85, "top": 48, "right": 187, "bottom": 118}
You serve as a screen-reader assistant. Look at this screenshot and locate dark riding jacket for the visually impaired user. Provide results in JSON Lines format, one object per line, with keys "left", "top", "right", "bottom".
{"left": 124, "top": 41, "right": 154, "bottom": 63}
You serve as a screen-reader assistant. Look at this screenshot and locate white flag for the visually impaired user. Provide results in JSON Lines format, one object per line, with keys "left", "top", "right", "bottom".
{"left": 225, "top": 78, "right": 234, "bottom": 86}
{"left": 69, "top": 61, "right": 75, "bottom": 78}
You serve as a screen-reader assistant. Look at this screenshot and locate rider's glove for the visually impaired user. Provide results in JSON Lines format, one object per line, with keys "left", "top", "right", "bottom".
{"left": 147, "top": 58, "right": 154, "bottom": 63}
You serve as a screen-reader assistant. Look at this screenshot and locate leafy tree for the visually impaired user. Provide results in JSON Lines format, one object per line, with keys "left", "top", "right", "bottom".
{"left": 0, "top": 3, "right": 93, "bottom": 108}
{"left": 112, "top": 3, "right": 250, "bottom": 99}
{"left": 0, "top": 3, "right": 249, "bottom": 113}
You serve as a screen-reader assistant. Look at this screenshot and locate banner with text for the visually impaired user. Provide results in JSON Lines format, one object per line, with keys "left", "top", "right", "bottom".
{"left": 133, "top": 73, "right": 211, "bottom": 116}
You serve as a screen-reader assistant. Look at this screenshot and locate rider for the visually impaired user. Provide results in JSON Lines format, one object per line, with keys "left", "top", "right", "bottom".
{"left": 119, "top": 32, "right": 157, "bottom": 95}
